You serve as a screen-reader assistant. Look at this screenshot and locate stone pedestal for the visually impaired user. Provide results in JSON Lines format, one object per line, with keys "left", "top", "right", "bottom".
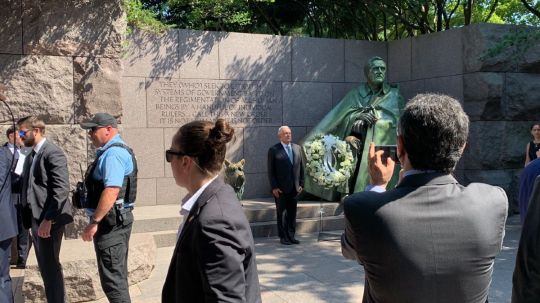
{"left": 22, "top": 233, "right": 156, "bottom": 303}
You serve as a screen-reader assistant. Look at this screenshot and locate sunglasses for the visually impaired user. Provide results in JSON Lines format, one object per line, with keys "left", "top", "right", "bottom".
{"left": 18, "top": 130, "right": 30, "bottom": 138}
{"left": 165, "top": 149, "right": 187, "bottom": 162}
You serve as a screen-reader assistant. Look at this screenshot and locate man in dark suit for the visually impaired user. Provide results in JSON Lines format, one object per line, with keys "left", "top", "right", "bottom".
{"left": 0, "top": 138, "right": 18, "bottom": 303}
{"left": 267, "top": 126, "right": 304, "bottom": 245}
{"left": 341, "top": 94, "right": 508, "bottom": 303}
{"left": 512, "top": 175, "right": 540, "bottom": 302}
{"left": 19, "top": 116, "right": 73, "bottom": 303}
{"left": 518, "top": 158, "right": 540, "bottom": 223}
{"left": 4, "top": 127, "right": 31, "bottom": 268}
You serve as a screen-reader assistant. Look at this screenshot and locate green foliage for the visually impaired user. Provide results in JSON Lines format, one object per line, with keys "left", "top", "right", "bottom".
{"left": 132, "top": 0, "right": 540, "bottom": 40}
{"left": 124, "top": 0, "right": 170, "bottom": 33}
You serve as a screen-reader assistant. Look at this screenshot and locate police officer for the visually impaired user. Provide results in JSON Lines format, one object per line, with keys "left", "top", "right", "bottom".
{"left": 80, "top": 113, "right": 137, "bottom": 303}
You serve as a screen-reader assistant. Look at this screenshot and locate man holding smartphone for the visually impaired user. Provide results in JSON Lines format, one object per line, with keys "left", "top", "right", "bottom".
{"left": 341, "top": 94, "right": 507, "bottom": 303}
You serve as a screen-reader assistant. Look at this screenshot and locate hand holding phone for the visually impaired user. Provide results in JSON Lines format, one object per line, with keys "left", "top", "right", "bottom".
{"left": 374, "top": 145, "right": 400, "bottom": 165}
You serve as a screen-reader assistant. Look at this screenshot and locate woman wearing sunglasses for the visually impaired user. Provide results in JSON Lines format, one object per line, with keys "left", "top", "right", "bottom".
{"left": 162, "top": 119, "right": 261, "bottom": 303}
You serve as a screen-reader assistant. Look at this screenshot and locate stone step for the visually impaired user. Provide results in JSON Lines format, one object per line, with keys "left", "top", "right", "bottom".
{"left": 149, "top": 215, "right": 345, "bottom": 248}
{"left": 132, "top": 200, "right": 343, "bottom": 234}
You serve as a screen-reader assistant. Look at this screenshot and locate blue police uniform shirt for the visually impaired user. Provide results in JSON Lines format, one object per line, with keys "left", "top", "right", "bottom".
{"left": 86, "top": 134, "right": 134, "bottom": 215}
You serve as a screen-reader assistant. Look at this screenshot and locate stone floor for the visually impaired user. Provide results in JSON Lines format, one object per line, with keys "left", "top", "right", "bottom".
{"left": 11, "top": 215, "right": 521, "bottom": 303}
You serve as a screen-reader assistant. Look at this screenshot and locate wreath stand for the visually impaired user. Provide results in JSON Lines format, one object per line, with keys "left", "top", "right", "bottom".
{"left": 317, "top": 198, "right": 343, "bottom": 242}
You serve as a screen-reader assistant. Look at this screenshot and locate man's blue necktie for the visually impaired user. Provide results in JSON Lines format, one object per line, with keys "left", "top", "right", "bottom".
{"left": 286, "top": 145, "right": 293, "bottom": 164}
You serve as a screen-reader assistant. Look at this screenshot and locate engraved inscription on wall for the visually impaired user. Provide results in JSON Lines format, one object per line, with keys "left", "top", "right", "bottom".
{"left": 147, "top": 79, "right": 282, "bottom": 127}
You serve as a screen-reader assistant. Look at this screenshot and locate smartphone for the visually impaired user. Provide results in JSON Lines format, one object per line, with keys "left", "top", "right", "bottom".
{"left": 374, "top": 145, "right": 400, "bottom": 165}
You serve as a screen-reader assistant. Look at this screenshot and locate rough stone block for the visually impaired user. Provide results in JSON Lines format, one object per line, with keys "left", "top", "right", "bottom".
{"left": 156, "top": 178, "right": 188, "bottom": 205}
{"left": 504, "top": 73, "right": 540, "bottom": 120}
{"left": 518, "top": 27, "right": 540, "bottom": 73}
{"left": 282, "top": 82, "right": 332, "bottom": 126}
{"left": 178, "top": 29, "right": 221, "bottom": 79}
{"left": 344, "top": 40, "right": 387, "bottom": 83}
{"left": 0, "top": 55, "right": 73, "bottom": 123}
{"left": 243, "top": 173, "right": 272, "bottom": 199}
{"left": 396, "top": 80, "right": 425, "bottom": 103}
{"left": 332, "top": 83, "right": 360, "bottom": 107}
{"left": 74, "top": 57, "right": 123, "bottom": 123}
{"left": 424, "top": 75, "right": 463, "bottom": 102}
{"left": 23, "top": 234, "right": 156, "bottom": 303}
{"left": 137, "top": 178, "right": 157, "bottom": 206}
{"left": 463, "top": 23, "right": 518, "bottom": 73}
{"left": 123, "top": 128, "right": 165, "bottom": 178}
{"left": 462, "top": 121, "right": 530, "bottom": 170}
{"left": 292, "top": 37, "right": 344, "bottom": 82}
{"left": 462, "top": 73, "right": 504, "bottom": 121}
{"left": 219, "top": 32, "right": 291, "bottom": 81}
{"left": 412, "top": 28, "right": 463, "bottom": 79}
{"left": 122, "top": 77, "right": 147, "bottom": 128}
{"left": 226, "top": 126, "right": 244, "bottom": 162}
{"left": 22, "top": 0, "right": 125, "bottom": 57}
{"left": 388, "top": 38, "right": 411, "bottom": 82}
{"left": 123, "top": 29, "right": 180, "bottom": 78}
{"left": 0, "top": 0, "right": 23, "bottom": 54}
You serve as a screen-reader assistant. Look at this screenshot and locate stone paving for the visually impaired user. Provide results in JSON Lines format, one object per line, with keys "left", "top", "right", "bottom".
{"left": 12, "top": 215, "right": 520, "bottom": 302}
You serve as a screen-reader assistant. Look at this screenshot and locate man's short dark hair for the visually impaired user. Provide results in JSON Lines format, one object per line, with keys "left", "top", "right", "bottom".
{"left": 399, "top": 93, "right": 469, "bottom": 173}
{"left": 6, "top": 126, "right": 15, "bottom": 138}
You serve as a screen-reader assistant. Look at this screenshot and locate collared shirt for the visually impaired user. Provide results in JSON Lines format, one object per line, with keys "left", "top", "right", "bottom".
{"left": 7, "top": 143, "right": 15, "bottom": 155}
{"left": 177, "top": 175, "right": 219, "bottom": 238}
{"left": 92, "top": 134, "right": 133, "bottom": 188}
{"left": 365, "top": 169, "right": 437, "bottom": 193}
{"left": 31, "top": 138, "right": 47, "bottom": 170}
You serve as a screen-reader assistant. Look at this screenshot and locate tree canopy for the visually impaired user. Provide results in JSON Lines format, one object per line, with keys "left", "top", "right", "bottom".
{"left": 127, "top": 0, "right": 540, "bottom": 40}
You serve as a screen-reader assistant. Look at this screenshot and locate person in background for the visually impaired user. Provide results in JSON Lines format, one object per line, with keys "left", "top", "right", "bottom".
{"left": 0, "top": 133, "right": 17, "bottom": 303}
{"left": 341, "top": 93, "right": 508, "bottom": 303}
{"left": 162, "top": 119, "right": 261, "bottom": 303}
{"left": 513, "top": 174, "right": 540, "bottom": 302}
{"left": 80, "top": 113, "right": 137, "bottom": 303}
{"left": 518, "top": 158, "right": 540, "bottom": 224}
{"left": 525, "top": 123, "right": 540, "bottom": 167}
{"left": 267, "top": 126, "right": 304, "bottom": 245}
{"left": 4, "top": 127, "right": 31, "bottom": 269}
{"left": 19, "top": 116, "right": 73, "bottom": 303}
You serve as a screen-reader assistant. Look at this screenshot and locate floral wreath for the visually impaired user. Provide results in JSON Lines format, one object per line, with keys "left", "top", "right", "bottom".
{"left": 304, "top": 134, "right": 354, "bottom": 189}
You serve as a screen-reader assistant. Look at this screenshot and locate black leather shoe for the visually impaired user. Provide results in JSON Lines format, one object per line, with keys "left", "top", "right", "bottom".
{"left": 289, "top": 238, "right": 300, "bottom": 244}
{"left": 15, "top": 264, "right": 26, "bottom": 269}
{"left": 280, "top": 238, "right": 292, "bottom": 245}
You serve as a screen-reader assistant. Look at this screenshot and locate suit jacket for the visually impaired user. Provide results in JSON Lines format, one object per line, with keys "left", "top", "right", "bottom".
{"left": 267, "top": 142, "right": 304, "bottom": 194}
{"left": 341, "top": 172, "right": 508, "bottom": 303}
{"left": 512, "top": 175, "right": 540, "bottom": 303}
{"left": 21, "top": 140, "right": 73, "bottom": 227}
{"left": 162, "top": 178, "right": 261, "bottom": 303}
{"left": 0, "top": 147, "right": 17, "bottom": 241}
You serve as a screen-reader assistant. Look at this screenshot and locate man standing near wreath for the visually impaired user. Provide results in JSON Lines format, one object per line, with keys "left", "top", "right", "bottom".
{"left": 80, "top": 113, "right": 138, "bottom": 303}
{"left": 268, "top": 126, "right": 304, "bottom": 245}
{"left": 303, "top": 56, "right": 404, "bottom": 201}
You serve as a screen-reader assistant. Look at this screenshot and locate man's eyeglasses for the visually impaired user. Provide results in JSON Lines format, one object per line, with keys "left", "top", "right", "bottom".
{"left": 165, "top": 149, "right": 187, "bottom": 162}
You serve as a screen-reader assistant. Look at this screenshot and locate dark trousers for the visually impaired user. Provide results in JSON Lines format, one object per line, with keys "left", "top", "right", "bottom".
{"left": 0, "top": 238, "right": 13, "bottom": 303}
{"left": 275, "top": 192, "right": 298, "bottom": 241}
{"left": 14, "top": 205, "right": 31, "bottom": 266}
{"left": 31, "top": 220, "right": 65, "bottom": 303}
{"left": 94, "top": 211, "right": 133, "bottom": 303}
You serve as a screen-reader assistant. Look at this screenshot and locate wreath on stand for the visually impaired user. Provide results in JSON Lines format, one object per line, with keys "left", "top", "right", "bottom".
{"left": 304, "top": 134, "right": 354, "bottom": 189}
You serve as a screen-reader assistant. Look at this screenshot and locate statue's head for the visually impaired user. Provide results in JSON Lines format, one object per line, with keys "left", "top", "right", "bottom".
{"left": 364, "top": 56, "right": 386, "bottom": 87}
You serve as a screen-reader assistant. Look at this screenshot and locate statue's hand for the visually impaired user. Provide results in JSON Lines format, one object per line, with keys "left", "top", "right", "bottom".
{"left": 345, "top": 136, "right": 361, "bottom": 150}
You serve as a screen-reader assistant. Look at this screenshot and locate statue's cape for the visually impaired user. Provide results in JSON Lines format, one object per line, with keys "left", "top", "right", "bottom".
{"left": 302, "top": 82, "right": 405, "bottom": 201}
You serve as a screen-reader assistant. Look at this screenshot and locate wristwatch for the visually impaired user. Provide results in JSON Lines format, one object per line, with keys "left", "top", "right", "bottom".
{"left": 89, "top": 215, "right": 101, "bottom": 225}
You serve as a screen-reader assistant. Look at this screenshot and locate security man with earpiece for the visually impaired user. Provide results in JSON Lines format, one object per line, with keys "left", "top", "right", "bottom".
{"left": 79, "top": 113, "right": 137, "bottom": 303}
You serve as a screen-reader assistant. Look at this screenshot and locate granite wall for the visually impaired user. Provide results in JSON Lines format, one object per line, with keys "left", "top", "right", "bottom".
{"left": 1, "top": 0, "right": 538, "bottom": 213}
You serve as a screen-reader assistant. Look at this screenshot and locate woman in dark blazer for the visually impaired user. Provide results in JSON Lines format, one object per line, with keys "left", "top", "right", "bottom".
{"left": 162, "top": 119, "right": 261, "bottom": 303}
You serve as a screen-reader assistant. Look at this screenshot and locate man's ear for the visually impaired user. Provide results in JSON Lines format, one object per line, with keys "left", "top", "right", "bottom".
{"left": 397, "top": 135, "right": 405, "bottom": 158}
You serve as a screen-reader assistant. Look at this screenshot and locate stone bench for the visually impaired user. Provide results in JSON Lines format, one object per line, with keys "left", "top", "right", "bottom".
{"left": 22, "top": 233, "right": 156, "bottom": 303}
